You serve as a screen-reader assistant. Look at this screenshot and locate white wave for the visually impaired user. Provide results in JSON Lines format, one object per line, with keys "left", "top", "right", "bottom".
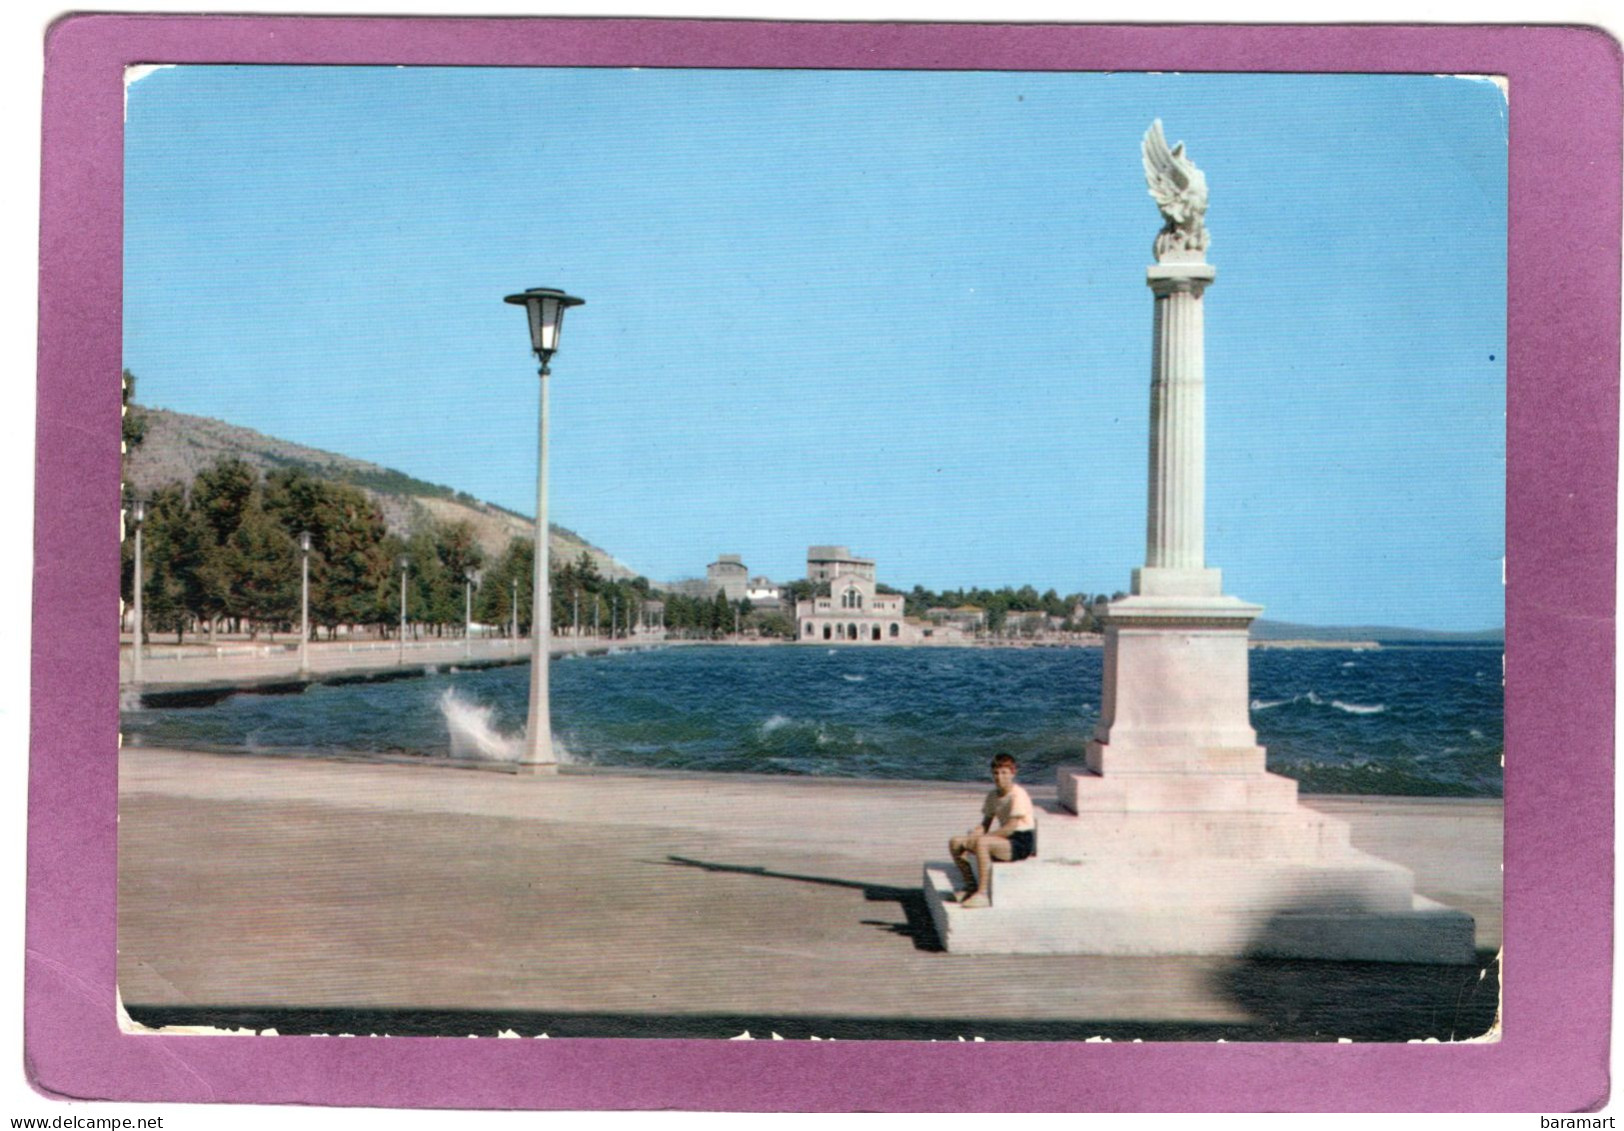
{"left": 1340, "top": 662, "right": 1357, "bottom": 668}
{"left": 761, "top": 714, "right": 793, "bottom": 734}
{"left": 1469, "top": 729, "right": 1484, "bottom": 740}
{"left": 842, "top": 674, "right": 866, "bottom": 682}
{"left": 827, "top": 650, "right": 837, "bottom": 656}
{"left": 1304, "top": 691, "right": 1324, "bottom": 706}
{"left": 1331, "top": 700, "right": 1386, "bottom": 715}
{"left": 440, "top": 688, "right": 525, "bottom": 763}
{"left": 1251, "top": 698, "right": 1290, "bottom": 711}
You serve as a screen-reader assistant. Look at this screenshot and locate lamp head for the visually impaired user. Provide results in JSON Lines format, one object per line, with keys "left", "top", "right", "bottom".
{"left": 504, "top": 287, "right": 585, "bottom": 373}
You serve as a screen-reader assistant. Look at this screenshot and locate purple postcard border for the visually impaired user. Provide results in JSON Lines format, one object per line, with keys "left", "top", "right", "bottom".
{"left": 29, "top": 16, "right": 1619, "bottom": 1113}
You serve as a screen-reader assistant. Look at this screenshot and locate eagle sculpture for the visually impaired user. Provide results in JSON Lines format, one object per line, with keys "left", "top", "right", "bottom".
{"left": 1142, "top": 119, "right": 1210, "bottom": 260}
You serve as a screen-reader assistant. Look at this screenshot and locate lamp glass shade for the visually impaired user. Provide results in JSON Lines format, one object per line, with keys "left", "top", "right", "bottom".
{"left": 299, "top": 531, "right": 312, "bottom": 553}
{"left": 131, "top": 499, "right": 145, "bottom": 525}
{"left": 528, "top": 294, "right": 571, "bottom": 356}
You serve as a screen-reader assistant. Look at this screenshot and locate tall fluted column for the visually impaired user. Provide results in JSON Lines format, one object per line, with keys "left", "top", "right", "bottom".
{"left": 1133, "top": 258, "right": 1221, "bottom": 599}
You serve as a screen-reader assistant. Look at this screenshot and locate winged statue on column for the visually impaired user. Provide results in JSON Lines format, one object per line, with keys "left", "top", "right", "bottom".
{"left": 1143, "top": 119, "right": 1210, "bottom": 261}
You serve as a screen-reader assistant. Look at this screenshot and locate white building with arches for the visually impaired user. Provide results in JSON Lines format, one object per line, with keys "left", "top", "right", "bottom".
{"left": 796, "top": 548, "right": 917, "bottom": 644}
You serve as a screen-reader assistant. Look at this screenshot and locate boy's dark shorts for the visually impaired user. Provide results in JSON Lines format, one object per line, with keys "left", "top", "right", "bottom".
{"left": 1009, "top": 829, "right": 1037, "bottom": 861}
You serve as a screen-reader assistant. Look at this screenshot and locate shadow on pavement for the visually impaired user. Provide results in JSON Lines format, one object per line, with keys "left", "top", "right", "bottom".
{"left": 660, "top": 855, "right": 942, "bottom": 951}
{"left": 1210, "top": 949, "right": 1501, "bottom": 1042}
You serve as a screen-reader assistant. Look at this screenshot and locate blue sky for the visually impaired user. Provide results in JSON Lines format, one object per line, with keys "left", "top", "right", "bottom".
{"left": 124, "top": 67, "right": 1506, "bottom": 631}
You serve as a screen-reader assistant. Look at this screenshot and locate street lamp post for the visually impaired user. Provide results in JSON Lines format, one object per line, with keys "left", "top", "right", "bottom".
{"left": 298, "top": 530, "right": 312, "bottom": 676}
{"left": 465, "top": 567, "right": 481, "bottom": 660}
{"left": 505, "top": 286, "right": 585, "bottom": 773}
{"left": 511, "top": 577, "right": 520, "bottom": 655}
{"left": 130, "top": 498, "right": 145, "bottom": 686}
{"left": 397, "top": 554, "right": 410, "bottom": 667}
{"left": 572, "top": 591, "right": 579, "bottom": 640}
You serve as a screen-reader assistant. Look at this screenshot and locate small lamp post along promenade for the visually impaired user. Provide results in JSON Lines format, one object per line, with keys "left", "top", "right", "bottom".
{"left": 298, "top": 530, "right": 312, "bottom": 676}
{"left": 130, "top": 498, "right": 145, "bottom": 686}
{"left": 504, "top": 286, "right": 585, "bottom": 772}
{"left": 397, "top": 554, "right": 410, "bottom": 666}
{"left": 465, "top": 567, "right": 481, "bottom": 660}
{"left": 511, "top": 577, "right": 520, "bottom": 655}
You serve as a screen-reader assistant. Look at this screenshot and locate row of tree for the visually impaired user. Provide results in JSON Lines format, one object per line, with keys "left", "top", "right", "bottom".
{"left": 120, "top": 457, "right": 679, "bottom": 644}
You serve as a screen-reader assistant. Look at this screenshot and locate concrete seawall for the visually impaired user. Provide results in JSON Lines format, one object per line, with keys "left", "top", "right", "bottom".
{"left": 119, "top": 634, "right": 671, "bottom": 699}
{"left": 117, "top": 746, "right": 1501, "bottom": 1041}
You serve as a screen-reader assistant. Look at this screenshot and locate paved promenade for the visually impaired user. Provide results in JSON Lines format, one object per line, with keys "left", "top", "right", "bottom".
{"left": 120, "top": 633, "right": 665, "bottom": 690}
{"left": 117, "top": 747, "right": 1502, "bottom": 1041}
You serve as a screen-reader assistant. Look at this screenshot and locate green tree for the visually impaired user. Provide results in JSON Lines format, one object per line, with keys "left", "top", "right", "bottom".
{"left": 192, "top": 458, "right": 258, "bottom": 545}
{"left": 222, "top": 499, "right": 298, "bottom": 637}
{"left": 121, "top": 370, "right": 146, "bottom": 454}
{"left": 300, "top": 480, "right": 391, "bottom": 636}
{"left": 476, "top": 536, "right": 533, "bottom": 636}
{"left": 138, "top": 484, "right": 217, "bottom": 642}
{"left": 403, "top": 526, "right": 452, "bottom": 636}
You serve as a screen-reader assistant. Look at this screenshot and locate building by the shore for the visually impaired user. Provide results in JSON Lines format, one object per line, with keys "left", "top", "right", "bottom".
{"left": 797, "top": 545, "right": 954, "bottom": 644}
{"left": 706, "top": 554, "right": 749, "bottom": 601}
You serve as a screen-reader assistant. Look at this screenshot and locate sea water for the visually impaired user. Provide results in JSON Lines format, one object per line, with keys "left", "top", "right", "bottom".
{"left": 118, "top": 644, "right": 1503, "bottom": 797}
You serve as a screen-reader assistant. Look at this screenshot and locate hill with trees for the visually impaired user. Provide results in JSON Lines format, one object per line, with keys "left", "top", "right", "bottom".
{"left": 121, "top": 387, "right": 635, "bottom": 580}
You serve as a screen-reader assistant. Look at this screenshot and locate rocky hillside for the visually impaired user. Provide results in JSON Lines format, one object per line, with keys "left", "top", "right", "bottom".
{"left": 122, "top": 404, "right": 640, "bottom": 580}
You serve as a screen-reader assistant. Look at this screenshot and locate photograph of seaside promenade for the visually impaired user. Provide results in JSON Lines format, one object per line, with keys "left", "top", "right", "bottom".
{"left": 117, "top": 66, "right": 1505, "bottom": 1041}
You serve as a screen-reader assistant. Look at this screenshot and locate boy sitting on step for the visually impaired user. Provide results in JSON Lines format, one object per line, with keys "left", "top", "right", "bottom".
{"left": 949, "top": 753, "right": 1037, "bottom": 908}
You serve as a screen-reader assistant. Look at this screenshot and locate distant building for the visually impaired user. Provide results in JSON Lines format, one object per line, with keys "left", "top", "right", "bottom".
{"left": 806, "top": 545, "right": 876, "bottom": 585}
{"left": 797, "top": 546, "right": 918, "bottom": 644}
{"left": 745, "top": 576, "right": 785, "bottom": 610}
{"left": 664, "top": 577, "right": 716, "bottom": 599}
{"left": 743, "top": 578, "right": 782, "bottom": 604}
{"left": 707, "top": 554, "right": 749, "bottom": 601}
{"left": 1001, "top": 610, "right": 1048, "bottom": 636}
{"left": 926, "top": 605, "right": 987, "bottom": 633}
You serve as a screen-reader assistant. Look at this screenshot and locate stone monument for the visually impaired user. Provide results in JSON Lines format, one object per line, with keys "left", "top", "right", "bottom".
{"left": 923, "top": 122, "right": 1476, "bottom": 962}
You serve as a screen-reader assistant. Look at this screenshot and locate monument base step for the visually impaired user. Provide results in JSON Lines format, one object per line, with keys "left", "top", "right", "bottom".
{"left": 1035, "top": 805, "right": 1351, "bottom": 860}
{"left": 922, "top": 866, "right": 1476, "bottom": 962}
{"left": 1059, "top": 764, "right": 1298, "bottom": 812}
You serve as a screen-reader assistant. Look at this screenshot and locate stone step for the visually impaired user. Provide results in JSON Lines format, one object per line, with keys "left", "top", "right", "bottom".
{"left": 922, "top": 866, "right": 1475, "bottom": 962}
{"left": 1058, "top": 765, "right": 1300, "bottom": 813}
{"left": 1085, "top": 742, "right": 1268, "bottom": 776}
{"left": 966, "top": 852, "right": 1419, "bottom": 914}
{"left": 1031, "top": 806, "right": 1351, "bottom": 861}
